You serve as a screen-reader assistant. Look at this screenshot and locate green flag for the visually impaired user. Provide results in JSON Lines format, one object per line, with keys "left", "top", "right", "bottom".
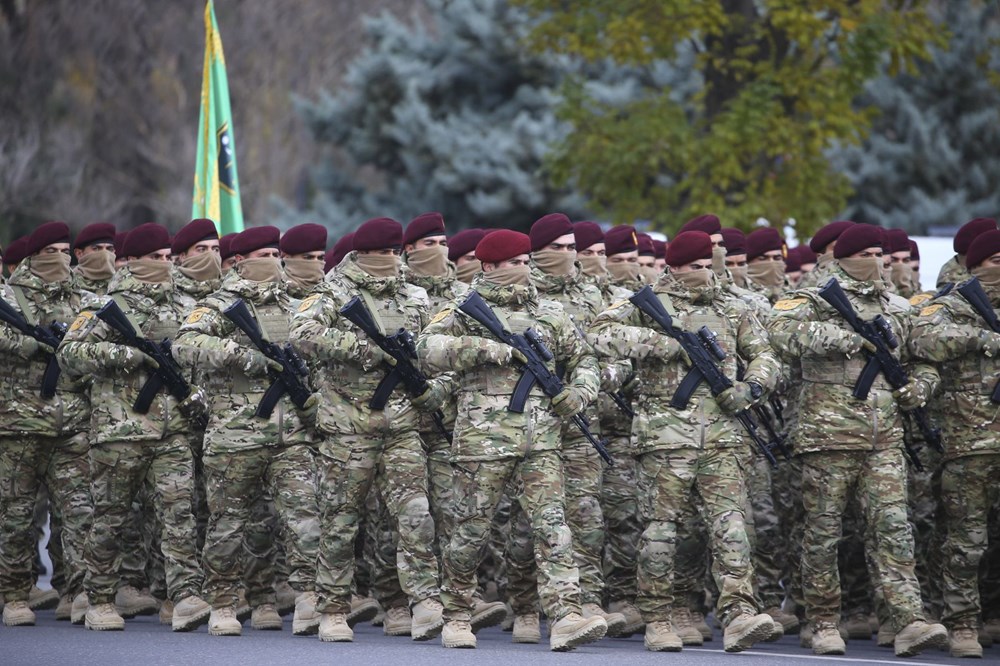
{"left": 192, "top": 0, "right": 243, "bottom": 235}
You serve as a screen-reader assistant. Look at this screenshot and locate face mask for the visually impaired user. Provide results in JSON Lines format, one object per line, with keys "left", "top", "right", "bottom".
{"left": 890, "top": 262, "right": 912, "bottom": 291}
{"left": 283, "top": 257, "right": 325, "bottom": 289}
{"left": 578, "top": 254, "right": 607, "bottom": 277}
{"left": 76, "top": 250, "right": 115, "bottom": 281}
{"left": 406, "top": 246, "right": 449, "bottom": 277}
{"left": 838, "top": 256, "right": 882, "bottom": 283}
{"left": 747, "top": 260, "right": 785, "bottom": 288}
{"left": 236, "top": 257, "right": 283, "bottom": 283}
{"left": 28, "top": 252, "right": 71, "bottom": 283}
{"left": 730, "top": 264, "right": 748, "bottom": 288}
{"left": 128, "top": 258, "right": 173, "bottom": 284}
{"left": 456, "top": 260, "right": 480, "bottom": 284}
{"left": 179, "top": 251, "right": 222, "bottom": 282}
{"left": 817, "top": 250, "right": 834, "bottom": 268}
{"left": 972, "top": 264, "right": 1000, "bottom": 291}
{"left": 673, "top": 267, "right": 714, "bottom": 290}
{"left": 639, "top": 265, "right": 660, "bottom": 284}
{"left": 532, "top": 249, "right": 577, "bottom": 277}
{"left": 607, "top": 261, "right": 640, "bottom": 282}
{"left": 484, "top": 265, "right": 530, "bottom": 286}
{"left": 355, "top": 253, "right": 401, "bottom": 278}
{"left": 711, "top": 247, "right": 727, "bottom": 278}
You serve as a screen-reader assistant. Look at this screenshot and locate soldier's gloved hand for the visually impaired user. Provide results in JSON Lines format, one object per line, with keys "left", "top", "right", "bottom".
{"left": 411, "top": 380, "right": 446, "bottom": 413}
{"left": 178, "top": 385, "right": 209, "bottom": 430}
{"left": 716, "top": 382, "right": 755, "bottom": 414}
{"left": 980, "top": 331, "right": 1000, "bottom": 358}
{"left": 551, "top": 387, "right": 586, "bottom": 417}
{"left": 20, "top": 337, "right": 53, "bottom": 357}
{"left": 651, "top": 334, "right": 683, "bottom": 361}
{"left": 239, "top": 350, "right": 283, "bottom": 377}
{"left": 98, "top": 342, "right": 159, "bottom": 371}
{"left": 893, "top": 379, "right": 930, "bottom": 410}
{"left": 622, "top": 373, "right": 642, "bottom": 398}
{"left": 298, "top": 392, "right": 320, "bottom": 423}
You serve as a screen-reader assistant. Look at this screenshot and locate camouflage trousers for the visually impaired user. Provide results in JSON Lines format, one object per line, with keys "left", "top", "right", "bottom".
{"left": 635, "top": 446, "right": 757, "bottom": 626}
{"left": 800, "top": 448, "right": 925, "bottom": 631}
{"left": 907, "top": 448, "right": 943, "bottom": 618}
{"left": 85, "top": 436, "right": 203, "bottom": 605}
{"left": 0, "top": 432, "right": 91, "bottom": 601}
{"left": 442, "top": 451, "right": 580, "bottom": 622}
{"left": 366, "top": 488, "right": 409, "bottom": 611}
{"left": 940, "top": 453, "right": 1000, "bottom": 628}
{"left": 747, "top": 452, "right": 786, "bottom": 610}
{"left": 601, "top": 432, "right": 641, "bottom": 604}
{"left": 773, "top": 454, "right": 805, "bottom": 619}
{"left": 314, "top": 429, "right": 439, "bottom": 614}
{"left": 672, "top": 489, "right": 711, "bottom": 614}
{"left": 202, "top": 444, "right": 319, "bottom": 607}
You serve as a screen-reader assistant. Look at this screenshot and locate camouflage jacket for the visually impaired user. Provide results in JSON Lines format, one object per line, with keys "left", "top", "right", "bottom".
{"left": 797, "top": 252, "right": 835, "bottom": 289}
{"left": 417, "top": 276, "right": 600, "bottom": 461}
{"left": 936, "top": 255, "right": 967, "bottom": 289}
{"left": 290, "top": 253, "right": 432, "bottom": 440}
{"left": 590, "top": 273, "right": 779, "bottom": 454}
{"left": 172, "top": 265, "right": 220, "bottom": 312}
{"left": 768, "top": 265, "right": 940, "bottom": 454}
{"left": 73, "top": 270, "right": 112, "bottom": 296}
{"left": 403, "top": 262, "right": 468, "bottom": 312}
{"left": 0, "top": 263, "right": 91, "bottom": 437}
{"left": 908, "top": 289, "right": 1000, "bottom": 459}
{"left": 173, "top": 272, "right": 312, "bottom": 452}
{"left": 58, "top": 267, "right": 192, "bottom": 444}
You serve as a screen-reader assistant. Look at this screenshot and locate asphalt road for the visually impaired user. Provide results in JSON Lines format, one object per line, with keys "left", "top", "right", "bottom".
{"left": 2, "top": 609, "right": 997, "bottom": 666}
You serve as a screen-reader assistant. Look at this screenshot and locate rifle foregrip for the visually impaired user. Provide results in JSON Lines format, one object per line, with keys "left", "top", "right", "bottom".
{"left": 508, "top": 370, "right": 536, "bottom": 414}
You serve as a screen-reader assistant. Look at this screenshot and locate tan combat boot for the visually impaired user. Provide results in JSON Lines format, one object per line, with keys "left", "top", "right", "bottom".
{"left": 70, "top": 591, "right": 89, "bottom": 625}
{"left": 799, "top": 623, "right": 813, "bottom": 648}
{"left": 582, "top": 603, "right": 627, "bottom": 638}
{"left": 644, "top": 620, "right": 683, "bottom": 651}
{"left": 347, "top": 594, "right": 379, "bottom": 627}
{"left": 441, "top": 619, "right": 477, "bottom": 648}
{"left": 172, "top": 595, "right": 211, "bottom": 632}
{"left": 549, "top": 611, "right": 607, "bottom": 651}
{"left": 54, "top": 594, "right": 73, "bottom": 621}
{"left": 690, "top": 610, "right": 713, "bottom": 641}
{"left": 984, "top": 618, "right": 1000, "bottom": 643}
{"left": 609, "top": 599, "right": 645, "bottom": 637}
{"left": 512, "top": 613, "right": 541, "bottom": 644}
{"left": 950, "top": 626, "right": 984, "bottom": 658}
{"left": 670, "top": 607, "right": 703, "bottom": 646}
{"left": 28, "top": 585, "right": 59, "bottom": 610}
{"left": 274, "top": 581, "right": 297, "bottom": 616}
{"left": 411, "top": 598, "right": 445, "bottom": 641}
{"left": 2, "top": 600, "right": 35, "bottom": 627}
{"left": 894, "top": 620, "right": 948, "bottom": 657}
{"left": 877, "top": 624, "right": 896, "bottom": 647}
{"left": 723, "top": 612, "right": 775, "bottom": 652}
{"left": 292, "top": 591, "right": 320, "bottom": 636}
{"left": 470, "top": 598, "right": 507, "bottom": 633}
{"left": 251, "top": 603, "right": 283, "bottom": 630}
{"left": 812, "top": 621, "right": 847, "bottom": 655}
{"left": 158, "top": 599, "right": 174, "bottom": 625}
{"left": 208, "top": 606, "right": 242, "bottom": 636}
{"left": 843, "top": 611, "right": 873, "bottom": 640}
{"left": 85, "top": 602, "right": 125, "bottom": 631}
{"left": 115, "top": 585, "right": 158, "bottom": 618}
{"left": 318, "top": 612, "right": 353, "bottom": 642}
{"left": 383, "top": 605, "right": 412, "bottom": 636}
{"left": 764, "top": 606, "right": 800, "bottom": 634}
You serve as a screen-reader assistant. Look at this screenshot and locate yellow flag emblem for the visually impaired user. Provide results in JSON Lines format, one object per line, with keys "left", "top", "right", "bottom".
{"left": 185, "top": 307, "right": 211, "bottom": 324}
{"left": 773, "top": 298, "right": 808, "bottom": 311}
{"left": 919, "top": 304, "right": 944, "bottom": 317}
{"left": 428, "top": 307, "right": 453, "bottom": 325}
{"left": 69, "top": 311, "right": 94, "bottom": 332}
{"left": 298, "top": 294, "right": 321, "bottom": 312}
{"left": 909, "top": 293, "right": 932, "bottom": 306}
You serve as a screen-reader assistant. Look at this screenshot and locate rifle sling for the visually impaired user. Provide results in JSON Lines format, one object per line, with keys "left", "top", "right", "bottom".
{"left": 11, "top": 286, "right": 37, "bottom": 327}
{"left": 358, "top": 289, "right": 386, "bottom": 337}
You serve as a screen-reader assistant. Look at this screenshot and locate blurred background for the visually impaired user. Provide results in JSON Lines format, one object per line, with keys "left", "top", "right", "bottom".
{"left": 2, "top": 0, "right": 998, "bottom": 253}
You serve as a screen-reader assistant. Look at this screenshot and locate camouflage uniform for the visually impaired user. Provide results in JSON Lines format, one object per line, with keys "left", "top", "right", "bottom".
{"left": 796, "top": 252, "right": 835, "bottom": 290}
{"left": 936, "top": 256, "right": 968, "bottom": 289}
{"left": 173, "top": 268, "right": 319, "bottom": 609}
{"left": 289, "top": 253, "right": 441, "bottom": 615}
{"left": 0, "top": 262, "right": 92, "bottom": 604}
{"left": 417, "top": 276, "right": 600, "bottom": 623}
{"left": 767, "top": 265, "right": 939, "bottom": 632}
{"left": 589, "top": 272, "right": 780, "bottom": 626}
{"left": 57, "top": 265, "right": 205, "bottom": 606}
{"left": 909, "top": 286, "right": 1000, "bottom": 630}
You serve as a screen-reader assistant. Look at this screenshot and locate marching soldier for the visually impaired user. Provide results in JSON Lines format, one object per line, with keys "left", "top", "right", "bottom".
{"left": 746, "top": 227, "right": 788, "bottom": 304}
{"left": 447, "top": 228, "right": 488, "bottom": 285}
{"left": 797, "top": 220, "right": 855, "bottom": 289}
{"left": 72, "top": 223, "right": 117, "bottom": 295}
{"left": 281, "top": 223, "right": 328, "bottom": 298}
{"left": 937, "top": 218, "right": 997, "bottom": 288}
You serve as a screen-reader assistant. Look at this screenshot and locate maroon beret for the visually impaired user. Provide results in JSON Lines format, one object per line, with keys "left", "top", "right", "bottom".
{"left": 967, "top": 230, "right": 1000, "bottom": 269}
{"left": 447, "top": 228, "right": 486, "bottom": 262}
{"left": 281, "top": 223, "right": 328, "bottom": 255}
{"left": 231, "top": 225, "right": 280, "bottom": 258}
{"left": 666, "top": 231, "right": 713, "bottom": 267}
{"left": 637, "top": 233, "right": 655, "bottom": 257}
{"left": 885, "top": 228, "right": 910, "bottom": 254}
{"left": 720, "top": 228, "right": 746, "bottom": 255}
{"left": 797, "top": 244, "right": 817, "bottom": 264}
{"left": 3, "top": 237, "right": 28, "bottom": 265}
{"left": 954, "top": 217, "right": 998, "bottom": 254}
{"left": 219, "top": 233, "right": 238, "bottom": 260}
{"left": 404, "top": 212, "right": 446, "bottom": 246}
{"left": 605, "top": 226, "right": 639, "bottom": 256}
{"left": 809, "top": 220, "right": 855, "bottom": 253}
{"left": 123, "top": 223, "right": 171, "bottom": 258}
{"left": 171, "top": 218, "right": 219, "bottom": 255}
{"left": 652, "top": 239, "right": 667, "bottom": 260}
{"left": 908, "top": 239, "right": 920, "bottom": 260}
{"left": 573, "top": 221, "right": 604, "bottom": 252}
{"left": 834, "top": 223, "right": 883, "bottom": 259}
{"left": 74, "top": 222, "right": 117, "bottom": 250}
{"left": 114, "top": 232, "right": 128, "bottom": 256}
{"left": 747, "top": 227, "right": 785, "bottom": 260}
{"left": 476, "top": 229, "right": 530, "bottom": 264}
{"left": 785, "top": 247, "right": 803, "bottom": 273}
{"left": 529, "top": 213, "right": 573, "bottom": 252}
{"left": 679, "top": 214, "right": 722, "bottom": 236}
{"left": 353, "top": 217, "right": 402, "bottom": 252}
{"left": 26, "top": 221, "right": 71, "bottom": 256}
{"left": 326, "top": 232, "right": 355, "bottom": 272}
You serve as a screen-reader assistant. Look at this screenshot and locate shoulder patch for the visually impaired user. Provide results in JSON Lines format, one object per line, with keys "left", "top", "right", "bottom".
{"left": 909, "top": 293, "right": 932, "bottom": 306}
{"left": 185, "top": 307, "right": 211, "bottom": 324}
{"left": 69, "top": 311, "right": 94, "bottom": 332}
{"left": 773, "top": 298, "right": 808, "bottom": 311}
{"left": 428, "top": 307, "right": 454, "bottom": 325}
{"left": 919, "top": 304, "right": 944, "bottom": 317}
{"left": 298, "top": 294, "right": 321, "bottom": 312}
{"left": 609, "top": 300, "right": 629, "bottom": 310}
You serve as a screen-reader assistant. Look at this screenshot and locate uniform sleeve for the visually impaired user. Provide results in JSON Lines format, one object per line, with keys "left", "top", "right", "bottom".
{"left": 735, "top": 307, "right": 781, "bottom": 392}
{"left": 0, "top": 287, "right": 34, "bottom": 357}
{"left": 908, "top": 301, "right": 987, "bottom": 363}
{"left": 588, "top": 301, "right": 664, "bottom": 361}
{"left": 893, "top": 306, "right": 941, "bottom": 395}
{"left": 57, "top": 300, "right": 133, "bottom": 377}
{"left": 553, "top": 311, "right": 600, "bottom": 403}
{"left": 289, "top": 291, "right": 384, "bottom": 370}
{"left": 767, "top": 295, "right": 826, "bottom": 359}
{"left": 173, "top": 300, "right": 243, "bottom": 371}
{"left": 416, "top": 306, "right": 503, "bottom": 375}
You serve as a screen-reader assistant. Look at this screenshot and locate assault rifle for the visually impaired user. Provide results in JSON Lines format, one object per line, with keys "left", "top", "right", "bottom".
{"left": 818, "top": 278, "right": 943, "bottom": 470}
{"left": 628, "top": 285, "right": 782, "bottom": 467}
{"left": 222, "top": 299, "right": 312, "bottom": 419}
{"left": 955, "top": 277, "right": 1000, "bottom": 403}
{"left": 0, "top": 297, "right": 66, "bottom": 398}
{"left": 339, "top": 296, "right": 451, "bottom": 443}
{"left": 737, "top": 358, "right": 792, "bottom": 462}
{"left": 457, "top": 291, "right": 613, "bottom": 466}
{"left": 95, "top": 300, "right": 207, "bottom": 428}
